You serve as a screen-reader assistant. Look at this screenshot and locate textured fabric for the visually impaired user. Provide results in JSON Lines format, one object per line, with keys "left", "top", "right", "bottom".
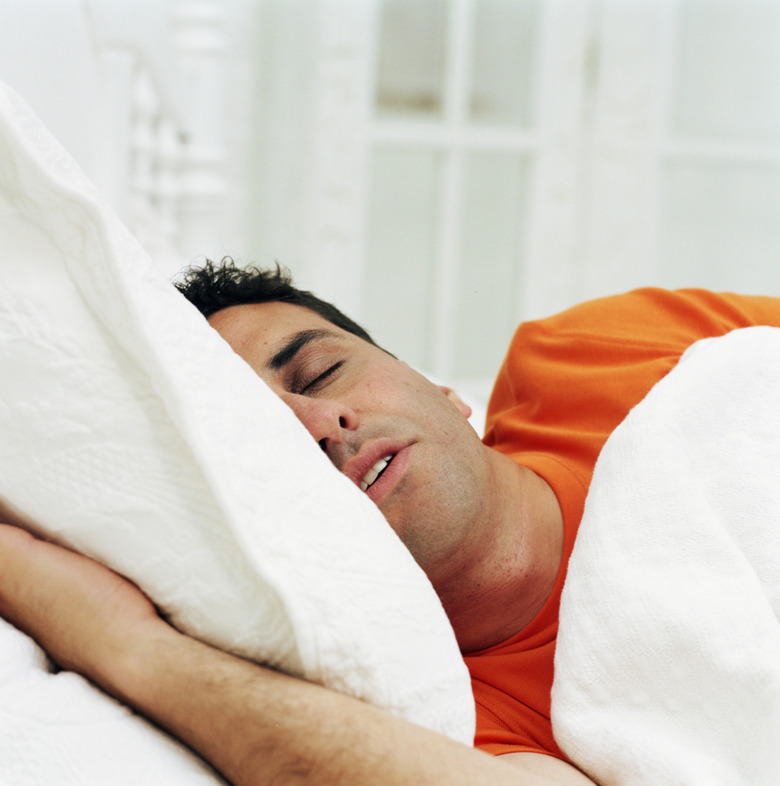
{"left": 553, "top": 327, "right": 780, "bottom": 785}
{"left": 466, "top": 287, "right": 780, "bottom": 759}
{"left": 0, "top": 80, "right": 474, "bottom": 784}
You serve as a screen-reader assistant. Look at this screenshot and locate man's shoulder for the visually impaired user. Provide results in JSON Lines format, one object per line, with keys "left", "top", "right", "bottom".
{"left": 525, "top": 287, "right": 698, "bottom": 329}
{"left": 506, "top": 288, "right": 682, "bottom": 352}
{"left": 511, "top": 287, "right": 774, "bottom": 351}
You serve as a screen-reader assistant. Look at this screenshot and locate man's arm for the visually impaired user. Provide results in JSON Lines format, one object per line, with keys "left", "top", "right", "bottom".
{"left": 0, "top": 524, "right": 593, "bottom": 785}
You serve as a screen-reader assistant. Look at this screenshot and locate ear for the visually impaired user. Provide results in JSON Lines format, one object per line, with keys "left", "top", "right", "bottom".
{"left": 436, "top": 385, "right": 472, "bottom": 419}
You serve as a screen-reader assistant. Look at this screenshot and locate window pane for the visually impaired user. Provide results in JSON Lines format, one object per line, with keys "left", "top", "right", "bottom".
{"left": 470, "top": 0, "right": 539, "bottom": 128}
{"left": 375, "top": 0, "right": 448, "bottom": 120}
{"left": 660, "top": 160, "right": 780, "bottom": 293}
{"left": 363, "top": 148, "right": 442, "bottom": 367}
{"left": 453, "top": 152, "right": 532, "bottom": 381}
{"left": 671, "top": 0, "right": 780, "bottom": 144}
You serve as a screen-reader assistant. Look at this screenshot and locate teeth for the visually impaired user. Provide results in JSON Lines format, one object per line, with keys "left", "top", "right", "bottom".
{"left": 360, "top": 455, "right": 393, "bottom": 492}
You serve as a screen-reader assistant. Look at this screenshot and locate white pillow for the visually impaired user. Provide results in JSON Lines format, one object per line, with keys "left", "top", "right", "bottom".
{"left": 0, "top": 80, "right": 474, "bottom": 746}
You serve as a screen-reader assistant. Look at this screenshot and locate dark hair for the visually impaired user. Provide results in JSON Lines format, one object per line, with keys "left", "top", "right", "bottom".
{"left": 175, "top": 258, "right": 377, "bottom": 345}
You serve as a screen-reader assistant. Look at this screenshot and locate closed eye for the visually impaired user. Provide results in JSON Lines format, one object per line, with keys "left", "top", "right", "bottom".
{"left": 298, "top": 361, "right": 344, "bottom": 395}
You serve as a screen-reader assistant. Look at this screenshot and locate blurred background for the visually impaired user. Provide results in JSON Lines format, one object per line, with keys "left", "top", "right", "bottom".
{"left": 2, "top": 0, "right": 779, "bottom": 400}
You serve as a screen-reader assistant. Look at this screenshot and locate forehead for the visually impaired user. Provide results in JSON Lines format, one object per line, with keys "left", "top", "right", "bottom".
{"left": 207, "top": 301, "right": 347, "bottom": 368}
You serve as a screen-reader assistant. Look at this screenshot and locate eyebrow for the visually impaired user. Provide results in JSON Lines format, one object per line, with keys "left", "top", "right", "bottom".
{"left": 268, "top": 328, "right": 340, "bottom": 370}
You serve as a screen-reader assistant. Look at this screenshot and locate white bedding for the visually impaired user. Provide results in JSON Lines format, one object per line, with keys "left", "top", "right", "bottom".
{"left": 0, "top": 81, "right": 474, "bottom": 782}
{"left": 553, "top": 326, "right": 780, "bottom": 786}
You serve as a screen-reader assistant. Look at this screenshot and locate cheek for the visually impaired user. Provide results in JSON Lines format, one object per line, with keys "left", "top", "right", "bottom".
{"left": 353, "top": 367, "right": 420, "bottom": 412}
{"left": 385, "top": 450, "right": 485, "bottom": 577}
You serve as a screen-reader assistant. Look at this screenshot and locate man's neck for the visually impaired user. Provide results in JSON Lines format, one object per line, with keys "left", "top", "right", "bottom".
{"left": 437, "top": 453, "right": 564, "bottom": 654}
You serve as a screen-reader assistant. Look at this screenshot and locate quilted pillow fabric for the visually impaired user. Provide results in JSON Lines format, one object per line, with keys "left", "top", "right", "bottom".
{"left": 0, "top": 78, "right": 474, "bottom": 764}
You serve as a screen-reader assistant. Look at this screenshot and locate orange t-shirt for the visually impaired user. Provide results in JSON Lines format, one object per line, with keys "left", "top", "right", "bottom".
{"left": 465, "top": 287, "right": 780, "bottom": 760}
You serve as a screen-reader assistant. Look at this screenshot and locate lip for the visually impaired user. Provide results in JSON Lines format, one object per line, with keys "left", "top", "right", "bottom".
{"left": 342, "top": 439, "right": 413, "bottom": 506}
{"left": 364, "top": 444, "right": 412, "bottom": 506}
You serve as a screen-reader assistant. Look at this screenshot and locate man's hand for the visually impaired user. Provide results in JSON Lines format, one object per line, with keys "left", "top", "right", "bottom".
{"left": 0, "top": 522, "right": 594, "bottom": 785}
{"left": 0, "top": 523, "right": 166, "bottom": 687}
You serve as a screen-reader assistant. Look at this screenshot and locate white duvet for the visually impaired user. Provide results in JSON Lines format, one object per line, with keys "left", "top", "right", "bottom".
{"left": 0, "top": 81, "right": 474, "bottom": 783}
{"left": 553, "top": 326, "right": 780, "bottom": 786}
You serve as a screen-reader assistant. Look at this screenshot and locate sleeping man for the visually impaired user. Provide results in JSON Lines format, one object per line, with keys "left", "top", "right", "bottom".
{"left": 2, "top": 260, "right": 780, "bottom": 786}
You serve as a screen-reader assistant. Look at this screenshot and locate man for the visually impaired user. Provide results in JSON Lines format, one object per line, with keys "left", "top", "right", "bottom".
{"left": 2, "top": 261, "right": 779, "bottom": 785}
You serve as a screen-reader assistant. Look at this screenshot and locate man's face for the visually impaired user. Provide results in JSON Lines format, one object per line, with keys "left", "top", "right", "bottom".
{"left": 208, "top": 301, "right": 494, "bottom": 588}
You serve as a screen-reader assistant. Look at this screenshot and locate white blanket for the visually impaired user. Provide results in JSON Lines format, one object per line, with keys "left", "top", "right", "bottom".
{"left": 0, "top": 81, "right": 474, "bottom": 783}
{"left": 552, "top": 326, "right": 780, "bottom": 786}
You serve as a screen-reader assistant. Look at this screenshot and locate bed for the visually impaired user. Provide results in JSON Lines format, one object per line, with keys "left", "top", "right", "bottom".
{"left": 3, "top": 5, "right": 780, "bottom": 783}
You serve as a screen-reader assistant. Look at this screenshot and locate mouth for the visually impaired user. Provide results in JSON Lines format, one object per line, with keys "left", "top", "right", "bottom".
{"left": 343, "top": 442, "right": 413, "bottom": 507}
{"left": 359, "top": 454, "right": 395, "bottom": 492}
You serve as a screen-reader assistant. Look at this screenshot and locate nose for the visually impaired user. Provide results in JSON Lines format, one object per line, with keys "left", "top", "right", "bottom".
{"left": 281, "top": 393, "right": 359, "bottom": 453}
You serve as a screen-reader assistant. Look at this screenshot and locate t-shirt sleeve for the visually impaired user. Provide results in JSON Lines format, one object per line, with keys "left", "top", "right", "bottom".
{"left": 483, "top": 288, "right": 780, "bottom": 468}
